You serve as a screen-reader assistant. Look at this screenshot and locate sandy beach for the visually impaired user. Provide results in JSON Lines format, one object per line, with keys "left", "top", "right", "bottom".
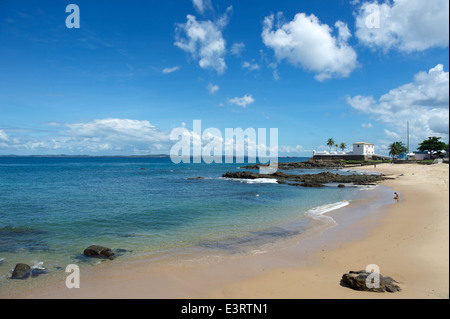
{"left": 4, "top": 162, "right": 449, "bottom": 299}
{"left": 201, "top": 163, "right": 449, "bottom": 299}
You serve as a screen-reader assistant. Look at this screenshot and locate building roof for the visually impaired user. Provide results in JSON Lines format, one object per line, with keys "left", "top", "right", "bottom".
{"left": 353, "top": 142, "right": 374, "bottom": 145}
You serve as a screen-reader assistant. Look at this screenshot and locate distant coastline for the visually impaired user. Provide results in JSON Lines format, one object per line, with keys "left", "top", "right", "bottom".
{"left": 0, "top": 154, "right": 171, "bottom": 158}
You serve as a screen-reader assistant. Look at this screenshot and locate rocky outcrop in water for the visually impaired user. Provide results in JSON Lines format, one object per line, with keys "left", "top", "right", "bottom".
{"left": 83, "top": 245, "right": 115, "bottom": 260}
{"left": 242, "top": 160, "right": 344, "bottom": 170}
{"left": 341, "top": 270, "right": 401, "bottom": 293}
{"left": 222, "top": 171, "right": 389, "bottom": 186}
{"left": 9, "top": 262, "right": 47, "bottom": 279}
{"left": 11, "top": 263, "right": 31, "bottom": 279}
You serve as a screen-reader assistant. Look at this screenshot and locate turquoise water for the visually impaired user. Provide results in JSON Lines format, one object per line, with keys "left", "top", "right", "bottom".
{"left": 0, "top": 156, "right": 372, "bottom": 285}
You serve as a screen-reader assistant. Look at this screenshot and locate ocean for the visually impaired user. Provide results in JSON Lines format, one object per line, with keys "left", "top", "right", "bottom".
{"left": 0, "top": 156, "right": 385, "bottom": 291}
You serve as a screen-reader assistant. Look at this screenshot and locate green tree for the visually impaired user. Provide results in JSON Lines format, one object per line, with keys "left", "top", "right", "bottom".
{"left": 335, "top": 144, "right": 338, "bottom": 152}
{"left": 418, "top": 137, "right": 447, "bottom": 158}
{"left": 388, "top": 141, "right": 408, "bottom": 160}
{"left": 339, "top": 142, "right": 347, "bottom": 152}
{"left": 327, "top": 138, "right": 335, "bottom": 153}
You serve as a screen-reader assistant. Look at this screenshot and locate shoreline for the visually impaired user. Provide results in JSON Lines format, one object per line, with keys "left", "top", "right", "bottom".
{"left": 200, "top": 163, "right": 449, "bottom": 299}
{"left": 0, "top": 181, "right": 390, "bottom": 299}
{"left": 2, "top": 163, "right": 448, "bottom": 299}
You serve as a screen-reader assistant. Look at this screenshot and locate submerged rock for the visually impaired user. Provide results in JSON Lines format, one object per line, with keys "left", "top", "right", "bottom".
{"left": 298, "top": 182, "right": 325, "bottom": 188}
{"left": 341, "top": 270, "right": 401, "bottom": 293}
{"left": 187, "top": 176, "right": 204, "bottom": 180}
{"left": 11, "top": 263, "right": 31, "bottom": 279}
{"left": 83, "top": 245, "right": 115, "bottom": 260}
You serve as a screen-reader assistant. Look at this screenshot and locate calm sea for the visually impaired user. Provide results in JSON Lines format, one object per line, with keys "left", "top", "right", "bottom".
{"left": 0, "top": 156, "right": 381, "bottom": 289}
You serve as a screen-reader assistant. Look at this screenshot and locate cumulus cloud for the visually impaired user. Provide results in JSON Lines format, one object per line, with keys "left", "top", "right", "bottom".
{"left": 347, "top": 64, "right": 449, "bottom": 144}
{"left": 261, "top": 12, "right": 358, "bottom": 81}
{"left": 354, "top": 0, "right": 449, "bottom": 52}
{"left": 228, "top": 94, "right": 255, "bottom": 108}
{"left": 162, "top": 66, "right": 180, "bottom": 74}
{"left": 0, "top": 119, "right": 172, "bottom": 155}
{"left": 174, "top": 7, "right": 232, "bottom": 74}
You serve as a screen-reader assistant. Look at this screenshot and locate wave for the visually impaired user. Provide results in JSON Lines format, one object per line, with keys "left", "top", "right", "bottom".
{"left": 358, "top": 185, "right": 378, "bottom": 191}
{"left": 222, "top": 177, "right": 279, "bottom": 184}
{"left": 305, "top": 200, "right": 350, "bottom": 223}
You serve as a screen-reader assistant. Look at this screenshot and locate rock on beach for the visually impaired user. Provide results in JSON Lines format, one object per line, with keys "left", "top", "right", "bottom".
{"left": 83, "top": 245, "right": 115, "bottom": 260}
{"left": 341, "top": 270, "right": 401, "bottom": 293}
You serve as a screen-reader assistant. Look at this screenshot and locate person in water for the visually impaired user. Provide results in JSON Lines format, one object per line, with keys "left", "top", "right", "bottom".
{"left": 394, "top": 192, "right": 399, "bottom": 201}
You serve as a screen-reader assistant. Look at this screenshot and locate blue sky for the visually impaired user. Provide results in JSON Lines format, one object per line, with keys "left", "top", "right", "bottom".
{"left": 0, "top": 0, "right": 448, "bottom": 156}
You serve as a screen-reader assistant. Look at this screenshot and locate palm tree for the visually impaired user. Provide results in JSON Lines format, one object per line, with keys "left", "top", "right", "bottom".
{"left": 340, "top": 142, "right": 347, "bottom": 152}
{"left": 388, "top": 141, "right": 408, "bottom": 160}
{"left": 335, "top": 144, "right": 338, "bottom": 152}
{"left": 327, "top": 138, "right": 335, "bottom": 153}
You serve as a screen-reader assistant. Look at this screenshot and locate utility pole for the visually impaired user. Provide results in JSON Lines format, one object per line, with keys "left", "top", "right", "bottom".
{"left": 406, "top": 121, "right": 409, "bottom": 153}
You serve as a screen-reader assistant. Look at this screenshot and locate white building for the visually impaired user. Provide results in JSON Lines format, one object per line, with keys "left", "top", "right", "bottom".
{"left": 313, "top": 141, "right": 377, "bottom": 160}
{"left": 352, "top": 142, "right": 375, "bottom": 156}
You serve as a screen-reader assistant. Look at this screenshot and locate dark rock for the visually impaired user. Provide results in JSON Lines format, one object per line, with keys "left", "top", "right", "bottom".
{"left": 241, "top": 160, "right": 344, "bottom": 170}
{"left": 299, "top": 182, "right": 325, "bottom": 188}
{"left": 338, "top": 184, "right": 346, "bottom": 188}
{"left": 11, "top": 263, "right": 31, "bottom": 279}
{"left": 222, "top": 171, "right": 260, "bottom": 179}
{"left": 187, "top": 176, "right": 204, "bottom": 180}
{"left": 83, "top": 245, "right": 115, "bottom": 260}
{"left": 341, "top": 270, "right": 401, "bottom": 293}
{"left": 223, "top": 170, "right": 388, "bottom": 186}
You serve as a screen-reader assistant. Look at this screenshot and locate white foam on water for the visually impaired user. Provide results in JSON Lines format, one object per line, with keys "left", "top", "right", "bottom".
{"left": 250, "top": 249, "right": 268, "bottom": 255}
{"left": 221, "top": 177, "right": 278, "bottom": 184}
{"left": 30, "top": 261, "right": 45, "bottom": 270}
{"left": 305, "top": 200, "right": 350, "bottom": 223}
{"left": 358, "top": 185, "right": 379, "bottom": 191}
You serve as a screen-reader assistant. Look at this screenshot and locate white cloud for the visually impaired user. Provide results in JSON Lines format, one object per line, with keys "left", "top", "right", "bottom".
{"left": 0, "top": 119, "right": 172, "bottom": 155}
{"left": 362, "top": 123, "right": 373, "bottom": 128}
{"left": 192, "top": 0, "right": 213, "bottom": 15}
{"left": 261, "top": 12, "right": 358, "bottom": 81}
{"left": 347, "top": 64, "right": 449, "bottom": 144}
{"left": 279, "top": 145, "right": 305, "bottom": 154}
{"left": 384, "top": 129, "right": 401, "bottom": 140}
{"left": 162, "top": 66, "right": 180, "bottom": 74}
{"left": 272, "top": 69, "right": 280, "bottom": 81}
{"left": 174, "top": 7, "right": 232, "bottom": 75}
{"left": 242, "top": 61, "right": 261, "bottom": 71}
{"left": 354, "top": 0, "right": 449, "bottom": 52}
{"left": 0, "top": 130, "right": 10, "bottom": 142}
{"left": 228, "top": 94, "right": 255, "bottom": 108}
{"left": 230, "top": 42, "right": 245, "bottom": 56}
{"left": 207, "top": 82, "right": 219, "bottom": 94}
